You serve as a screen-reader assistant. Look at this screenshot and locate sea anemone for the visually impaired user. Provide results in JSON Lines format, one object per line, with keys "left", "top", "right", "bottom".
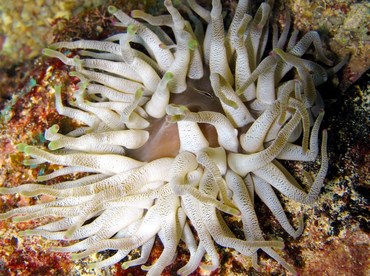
{"left": 0, "top": 0, "right": 346, "bottom": 275}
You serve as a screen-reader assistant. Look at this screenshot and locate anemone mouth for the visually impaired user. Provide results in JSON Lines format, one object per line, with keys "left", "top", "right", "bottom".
{"left": 129, "top": 67, "right": 223, "bottom": 162}
{"left": 0, "top": 0, "right": 346, "bottom": 275}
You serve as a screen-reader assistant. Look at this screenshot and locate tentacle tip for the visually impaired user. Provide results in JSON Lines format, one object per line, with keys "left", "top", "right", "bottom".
{"left": 47, "top": 44, "right": 58, "bottom": 50}
{"left": 50, "top": 246, "right": 61, "bottom": 252}
{"left": 141, "top": 264, "right": 151, "bottom": 271}
{"left": 273, "top": 238, "right": 285, "bottom": 249}
{"left": 36, "top": 176, "right": 46, "bottom": 182}
{"left": 19, "top": 191, "right": 32, "bottom": 197}
{"left": 87, "top": 263, "right": 97, "bottom": 269}
{"left": 236, "top": 88, "right": 245, "bottom": 96}
{"left": 163, "top": 0, "right": 172, "bottom": 8}
{"left": 164, "top": 71, "right": 174, "bottom": 81}
{"left": 127, "top": 24, "right": 138, "bottom": 36}
{"left": 64, "top": 231, "right": 74, "bottom": 240}
{"left": 278, "top": 112, "right": 287, "bottom": 124}
{"left": 225, "top": 206, "right": 241, "bottom": 216}
{"left": 19, "top": 230, "right": 31, "bottom": 237}
{"left": 49, "top": 124, "right": 60, "bottom": 134}
{"left": 199, "top": 263, "right": 217, "bottom": 272}
{"left": 42, "top": 48, "right": 53, "bottom": 56}
{"left": 69, "top": 71, "right": 78, "bottom": 77}
{"left": 159, "top": 43, "right": 168, "bottom": 49}
{"left": 135, "top": 87, "right": 144, "bottom": 99}
{"left": 322, "top": 129, "right": 328, "bottom": 139}
{"left": 228, "top": 101, "right": 238, "bottom": 109}
{"left": 16, "top": 143, "right": 28, "bottom": 153}
{"left": 12, "top": 217, "right": 23, "bottom": 223}
{"left": 130, "top": 10, "right": 141, "bottom": 18}
{"left": 252, "top": 263, "right": 261, "bottom": 272}
{"left": 169, "top": 115, "right": 184, "bottom": 123}
{"left": 318, "top": 108, "right": 325, "bottom": 114}
{"left": 23, "top": 146, "right": 33, "bottom": 155}
{"left": 53, "top": 84, "right": 62, "bottom": 95}
{"left": 71, "top": 253, "right": 80, "bottom": 260}
{"left": 77, "top": 81, "right": 89, "bottom": 91}
{"left": 188, "top": 39, "right": 198, "bottom": 51}
{"left": 23, "top": 160, "right": 37, "bottom": 167}
{"left": 107, "top": 5, "right": 118, "bottom": 14}
{"left": 326, "top": 60, "right": 334, "bottom": 67}
{"left": 48, "top": 141, "right": 59, "bottom": 151}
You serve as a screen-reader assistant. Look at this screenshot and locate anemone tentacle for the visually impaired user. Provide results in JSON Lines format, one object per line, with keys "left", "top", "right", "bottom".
{"left": 0, "top": 0, "right": 345, "bottom": 275}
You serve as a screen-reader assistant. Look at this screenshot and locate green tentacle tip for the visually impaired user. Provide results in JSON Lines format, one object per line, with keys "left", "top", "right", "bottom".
{"left": 54, "top": 85, "right": 62, "bottom": 94}
{"left": 164, "top": 72, "right": 174, "bottom": 81}
{"left": 16, "top": 143, "right": 28, "bottom": 152}
{"left": 77, "top": 81, "right": 89, "bottom": 91}
{"left": 0, "top": 214, "right": 9, "bottom": 220}
{"left": 135, "top": 88, "right": 144, "bottom": 99}
{"left": 278, "top": 112, "right": 287, "bottom": 125}
{"left": 166, "top": 104, "right": 189, "bottom": 116}
{"left": 48, "top": 141, "right": 59, "bottom": 150}
{"left": 19, "top": 190, "right": 28, "bottom": 196}
{"left": 276, "top": 240, "right": 285, "bottom": 249}
{"left": 64, "top": 228, "right": 75, "bottom": 240}
{"left": 23, "top": 146, "right": 33, "bottom": 155}
{"left": 69, "top": 71, "right": 86, "bottom": 81}
{"left": 127, "top": 24, "right": 138, "bottom": 35}
{"left": 177, "top": 105, "right": 189, "bottom": 113}
{"left": 73, "top": 57, "right": 82, "bottom": 67}
{"left": 23, "top": 159, "right": 37, "bottom": 166}
{"left": 272, "top": 48, "right": 287, "bottom": 60}
{"left": 48, "top": 44, "right": 58, "bottom": 50}
{"left": 49, "top": 124, "right": 60, "bottom": 134}
{"left": 108, "top": 5, "right": 118, "bottom": 14}
{"left": 170, "top": 115, "right": 184, "bottom": 122}
{"left": 0, "top": 187, "right": 7, "bottom": 194}
{"left": 225, "top": 99, "right": 238, "bottom": 109}
{"left": 130, "top": 10, "right": 141, "bottom": 18}
{"left": 50, "top": 246, "right": 60, "bottom": 252}
{"left": 42, "top": 48, "right": 54, "bottom": 57}
{"left": 121, "top": 263, "right": 129, "bottom": 269}
{"left": 12, "top": 216, "right": 24, "bottom": 223}
{"left": 71, "top": 253, "right": 79, "bottom": 260}
{"left": 20, "top": 190, "right": 36, "bottom": 197}
{"left": 69, "top": 71, "right": 78, "bottom": 77}
{"left": 19, "top": 230, "right": 32, "bottom": 236}
{"left": 188, "top": 39, "right": 199, "bottom": 51}
{"left": 87, "top": 263, "right": 97, "bottom": 269}
{"left": 36, "top": 175, "right": 46, "bottom": 182}
{"left": 141, "top": 264, "right": 151, "bottom": 271}
{"left": 236, "top": 87, "right": 245, "bottom": 96}
{"left": 223, "top": 205, "right": 240, "bottom": 216}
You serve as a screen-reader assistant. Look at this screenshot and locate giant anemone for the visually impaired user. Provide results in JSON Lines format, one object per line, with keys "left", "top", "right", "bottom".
{"left": 0, "top": 0, "right": 346, "bottom": 275}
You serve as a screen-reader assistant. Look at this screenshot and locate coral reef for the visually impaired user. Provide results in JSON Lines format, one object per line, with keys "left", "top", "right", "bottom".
{"left": 276, "top": 0, "right": 370, "bottom": 90}
{"left": 0, "top": 0, "right": 107, "bottom": 67}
